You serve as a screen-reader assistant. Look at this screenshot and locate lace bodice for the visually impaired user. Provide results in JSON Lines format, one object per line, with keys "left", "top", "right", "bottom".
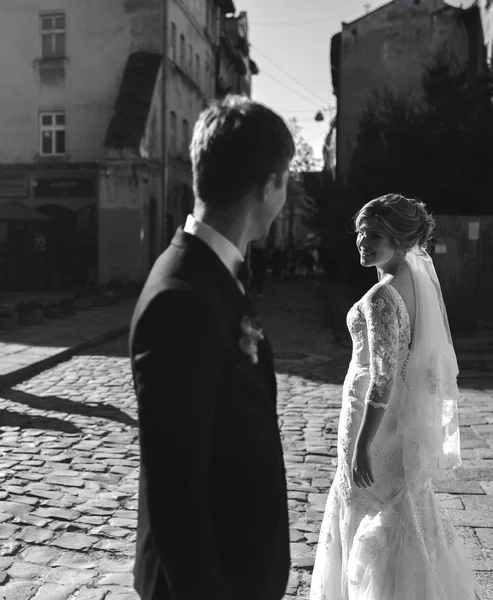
{"left": 347, "top": 283, "right": 411, "bottom": 409}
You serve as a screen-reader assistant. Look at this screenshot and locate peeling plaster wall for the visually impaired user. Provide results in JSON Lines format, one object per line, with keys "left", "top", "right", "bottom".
{"left": 97, "top": 0, "right": 220, "bottom": 283}
{"left": 337, "top": 0, "right": 470, "bottom": 179}
{"left": 98, "top": 163, "right": 161, "bottom": 284}
{"left": 0, "top": 0, "right": 162, "bottom": 164}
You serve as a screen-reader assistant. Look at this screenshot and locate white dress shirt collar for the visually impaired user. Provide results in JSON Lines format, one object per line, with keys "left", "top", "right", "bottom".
{"left": 184, "top": 214, "right": 245, "bottom": 282}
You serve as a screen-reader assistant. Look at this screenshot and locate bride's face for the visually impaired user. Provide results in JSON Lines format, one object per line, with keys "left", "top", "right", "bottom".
{"left": 356, "top": 218, "right": 396, "bottom": 268}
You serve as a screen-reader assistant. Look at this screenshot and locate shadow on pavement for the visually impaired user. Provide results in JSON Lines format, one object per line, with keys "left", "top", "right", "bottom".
{"left": 0, "top": 407, "right": 81, "bottom": 434}
{"left": 458, "top": 378, "right": 493, "bottom": 392}
{"left": 0, "top": 388, "right": 137, "bottom": 428}
{"left": 79, "top": 335, "right": 131, "bottom": 359}
{"left": 274, "top": 351, "right": 350, "bottom": 386}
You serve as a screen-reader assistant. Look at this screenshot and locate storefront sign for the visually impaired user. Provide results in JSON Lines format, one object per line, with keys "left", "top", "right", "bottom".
{"left": 0, "top": 178, "right": 29, "bottom": 198}
{"left": 34, "top": 177, "right": 95, "bottom": 198}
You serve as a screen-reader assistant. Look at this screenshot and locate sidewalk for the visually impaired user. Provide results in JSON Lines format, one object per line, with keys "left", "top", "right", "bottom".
{"left": 0, "top": 298, "right": 136, "bottom": 388}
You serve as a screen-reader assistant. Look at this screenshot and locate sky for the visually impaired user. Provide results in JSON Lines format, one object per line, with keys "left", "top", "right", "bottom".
{"left": 239, "top": 0, "right": 473, "bottom": 164}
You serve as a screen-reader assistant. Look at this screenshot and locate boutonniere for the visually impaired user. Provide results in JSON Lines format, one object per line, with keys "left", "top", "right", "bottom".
{"left": 239, "top": 315, "right": 264, "bottom": 365}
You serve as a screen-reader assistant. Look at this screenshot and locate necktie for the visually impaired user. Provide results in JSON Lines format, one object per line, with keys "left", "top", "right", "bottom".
{"left": 237, "top": 261, "right": 251, "bottom": 289}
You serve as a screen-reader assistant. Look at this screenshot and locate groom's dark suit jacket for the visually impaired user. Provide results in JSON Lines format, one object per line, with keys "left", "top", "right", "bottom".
{"left": 129, "top": 228, "right": 290, "bottom": 600}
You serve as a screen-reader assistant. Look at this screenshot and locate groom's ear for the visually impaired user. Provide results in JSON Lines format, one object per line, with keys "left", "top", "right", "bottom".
{"left": 259, "top": 173, "right": 277, "bottom": 203}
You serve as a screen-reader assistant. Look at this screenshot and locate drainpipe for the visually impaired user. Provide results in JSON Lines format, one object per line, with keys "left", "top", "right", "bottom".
{"left": 161, "top": 0, "right": 169, "bottom": 249}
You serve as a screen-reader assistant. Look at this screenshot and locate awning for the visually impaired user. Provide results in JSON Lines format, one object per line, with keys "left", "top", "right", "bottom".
{"left": 0, "top": 201, "right": 51, "bottom": 222}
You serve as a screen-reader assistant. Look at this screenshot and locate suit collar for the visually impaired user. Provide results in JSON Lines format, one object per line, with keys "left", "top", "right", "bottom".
{"left": 171, "top": 227, "right": 256, "bottom": 317}
{"left": 183, "top": 214, "right": 244, "bottom": 282}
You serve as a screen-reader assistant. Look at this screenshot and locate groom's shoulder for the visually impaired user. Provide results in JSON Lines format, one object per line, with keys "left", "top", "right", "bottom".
{"left": 141, "top": 238, "right": 206, "bottom": 292}
{"left": 133, "top": 269, "right": 202, "bottom": 323}
{"left": 130, "top": 252, "right": 211, "bottom": 336}
{"left": 129, "top": 275, "right": 212, "bottom": 352}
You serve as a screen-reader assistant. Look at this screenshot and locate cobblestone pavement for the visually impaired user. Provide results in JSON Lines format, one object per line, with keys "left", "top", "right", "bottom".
{"left": 0, "top": 299, "right": 135, "bottom": 387}
{"left": 0, "top": 278, "right": 492, "bottom": 599}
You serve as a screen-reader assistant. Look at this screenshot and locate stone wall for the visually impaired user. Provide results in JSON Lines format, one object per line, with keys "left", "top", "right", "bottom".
{"left": 336, "top": 0, "right": 470, "bottom": 179}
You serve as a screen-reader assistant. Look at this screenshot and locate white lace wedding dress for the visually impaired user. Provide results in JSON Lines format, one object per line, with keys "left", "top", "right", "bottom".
{"left": 310, "top": 281, "right": 477, "bottom": 600}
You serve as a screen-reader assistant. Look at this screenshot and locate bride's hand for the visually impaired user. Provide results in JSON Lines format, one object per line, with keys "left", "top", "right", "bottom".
{"left": 351, "top": 444, "right": 374, "bottom": 489}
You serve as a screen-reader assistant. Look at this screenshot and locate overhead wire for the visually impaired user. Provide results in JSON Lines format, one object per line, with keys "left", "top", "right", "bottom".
{"left": 260, "top": 68, "right": 324, "bottom": 109}
{"left": 250, "top": 14, "right": 350, "bottom": 26}
{"left": 248, "top": 11, "right": 341, "bottom": 156}
{"left": 251, "top": 44, "right": 329, "bottom": 107}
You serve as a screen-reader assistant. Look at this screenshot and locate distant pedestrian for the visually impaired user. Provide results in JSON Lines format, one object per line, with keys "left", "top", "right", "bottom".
{"left": 287, "top": 248, "right": 299, "bottom": 280}
{"left": 302, "top": 248, "right": 315, "bottom": 280}
{"left": 271, "top": 247, "right": 283, "bottom": 282}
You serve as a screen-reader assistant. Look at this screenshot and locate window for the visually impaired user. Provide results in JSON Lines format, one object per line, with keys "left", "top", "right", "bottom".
{"left": 39, "top": 112, "right": 66, "bottom": 156}
{"left": 170, "top": 111, "right": 177, "bottom": 154}
{"left": 188, "top": 44, "right": 193, "bottom": 74}
{"left": 40, "top": 12, "right": 66, "bottom": 58}
{"left": 180, "top": 35, "right": 185, "bottom": 68}
{"left": 170, "top": 23, "right": 177, "bottom": 61}
{"left": 182, "top": 120, "right": 189, "bottom": 156}
{"left": 195, "top": 54, "right": 200, "bottom": 83}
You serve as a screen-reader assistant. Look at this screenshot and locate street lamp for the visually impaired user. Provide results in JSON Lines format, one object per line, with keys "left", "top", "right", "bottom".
{"left": 314, "top": 107, "right": 334, "bottom": 122}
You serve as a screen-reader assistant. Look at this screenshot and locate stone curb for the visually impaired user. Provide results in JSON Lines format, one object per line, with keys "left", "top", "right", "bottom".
{"left": 0, "top": 325, "right": 129, "bottom": 389}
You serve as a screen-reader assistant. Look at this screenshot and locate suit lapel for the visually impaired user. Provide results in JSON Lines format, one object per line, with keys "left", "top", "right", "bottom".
{"left": 170, "top": 228, "right": 277, "bottom": 400}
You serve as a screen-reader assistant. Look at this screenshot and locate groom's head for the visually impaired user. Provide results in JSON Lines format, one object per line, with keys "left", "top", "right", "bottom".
{"left": 190, "top": 95, "right": 294, "bottom": 235}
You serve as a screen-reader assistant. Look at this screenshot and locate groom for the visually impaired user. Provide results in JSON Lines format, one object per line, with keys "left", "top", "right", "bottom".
{"left": 130, "top": 95, "right": 295, "bottom": 600}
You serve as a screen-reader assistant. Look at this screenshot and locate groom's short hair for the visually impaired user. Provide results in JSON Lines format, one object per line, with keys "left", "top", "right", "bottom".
{"left": 190, "top": 95, "right": 295, "bottom": 209}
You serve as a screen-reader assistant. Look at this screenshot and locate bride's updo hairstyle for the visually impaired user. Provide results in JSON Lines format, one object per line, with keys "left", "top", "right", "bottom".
{"left": 354, "top": 193, "right": 435, "bottom": 252}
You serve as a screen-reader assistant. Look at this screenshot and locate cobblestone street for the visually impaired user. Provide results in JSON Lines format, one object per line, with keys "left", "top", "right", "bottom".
{"left": 0, "top": 278, "right": 492, "bottom": 599}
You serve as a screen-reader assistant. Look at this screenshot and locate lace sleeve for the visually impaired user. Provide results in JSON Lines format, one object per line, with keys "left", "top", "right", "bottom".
{"left": 364, "top": 288, "right": 400, "bottom": 409}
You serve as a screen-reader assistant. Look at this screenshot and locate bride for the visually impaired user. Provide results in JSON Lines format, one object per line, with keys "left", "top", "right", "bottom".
{"left": 310, "top": 194, "right": 477, "bottom": 599}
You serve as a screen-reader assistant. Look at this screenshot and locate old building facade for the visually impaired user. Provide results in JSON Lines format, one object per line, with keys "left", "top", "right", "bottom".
{"left": 217, "top": 11, "right": 259, "bottom": 98}
{"left": 0, "top": 0, "right": 118, "bottom": 290}
{"left": 100, "top": 0, "right": 232, "bottom": 285}
{"left": 329, "top": 0, "right": 488, "bottom": 181}
{"left": 100, "top": 0, "right": 260, "bottom": 284}
{"left": 0, "top": 0, "right": 257, "bottom": 290}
